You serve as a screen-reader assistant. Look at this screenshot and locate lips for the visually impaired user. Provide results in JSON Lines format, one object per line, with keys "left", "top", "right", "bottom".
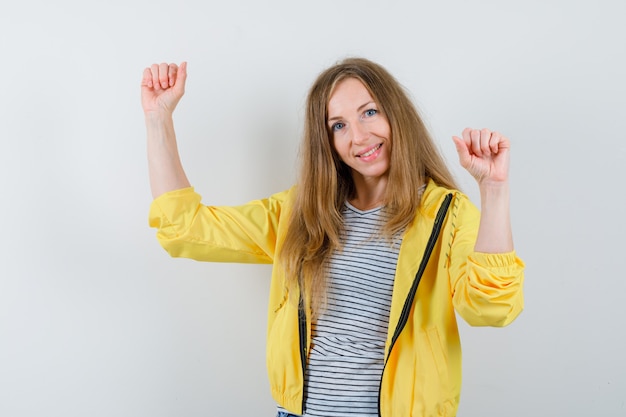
{"left": 357, "top": 143, "right": 382, "bottom": 158}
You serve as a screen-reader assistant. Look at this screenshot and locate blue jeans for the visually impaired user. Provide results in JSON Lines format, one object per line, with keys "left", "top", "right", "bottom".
{"left": 276, "top": 412, "right": 300, "bottom": 417}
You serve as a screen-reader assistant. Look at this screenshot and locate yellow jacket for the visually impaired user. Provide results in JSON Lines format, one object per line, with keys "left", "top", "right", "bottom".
{"left": 149, "top": 180, "right": 525, "bottom": 417}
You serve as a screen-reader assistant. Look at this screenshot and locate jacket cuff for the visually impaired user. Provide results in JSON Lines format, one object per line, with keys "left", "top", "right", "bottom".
{"left": 468, "top": 251, "right": 525, "bottom": 283}
{"left": 470, "top": 250, "right": 523, "bottom": 267}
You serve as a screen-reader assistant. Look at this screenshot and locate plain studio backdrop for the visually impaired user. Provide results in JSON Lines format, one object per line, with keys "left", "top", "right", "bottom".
{"left": 1, "top": 0, "right": 624, "bottom": 416}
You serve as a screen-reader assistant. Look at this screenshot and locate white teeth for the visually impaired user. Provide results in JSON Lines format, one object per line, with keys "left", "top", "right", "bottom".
{"left": 360, "top": 144, "right": 381, "bottom": 157}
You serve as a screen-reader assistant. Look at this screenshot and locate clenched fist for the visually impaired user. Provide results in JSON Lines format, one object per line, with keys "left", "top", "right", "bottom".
{"left": 141, "top": 62, "right": 187, "bottom": 116}
{"left": 453, "top": 128, "right": 510, "bottom": 185}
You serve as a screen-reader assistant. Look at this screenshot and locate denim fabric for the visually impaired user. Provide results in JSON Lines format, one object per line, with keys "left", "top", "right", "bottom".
{"left": 276, "top": 412, "right": 300, "bottom": 417}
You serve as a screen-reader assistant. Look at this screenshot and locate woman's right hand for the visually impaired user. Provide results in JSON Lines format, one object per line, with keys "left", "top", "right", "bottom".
{"left": 141, "top": 62, "right": 187, "bottom": 117}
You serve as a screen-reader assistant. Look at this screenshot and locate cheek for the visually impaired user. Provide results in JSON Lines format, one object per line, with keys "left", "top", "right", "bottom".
{"left": 383, "top": 121, "right": 392, "bottom": 139}
{"left": 384, "top": 123, "right": 392, "bottom": 147}
{"left": 373, "top": 118, "right": 391, "bottom": 139}
{"left": 331, "top": 140, "right": 345, "bottom": 164}
{"left": 332, "top": 135, "right": 347, "bottom": 153}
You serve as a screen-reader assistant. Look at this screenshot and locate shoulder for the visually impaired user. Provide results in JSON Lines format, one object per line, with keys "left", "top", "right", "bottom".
{"left": 420, "top": 179, "right": 474, "bottom": 213}
{"left": 417, "top": 180, "right": 481, "bottom": 234}
{"left": 261, "top": 186, "right": 297, "bottom": 216}
{"left": 267, "top": 186, "right": 296, "bottom": 204}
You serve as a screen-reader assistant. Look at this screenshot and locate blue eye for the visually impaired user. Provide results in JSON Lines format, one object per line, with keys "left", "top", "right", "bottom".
{"left": 332, "top": 122, "right": 345, "bottom": 132}
{"left": 364, "top": 109, "right": 378, "bottom": 117}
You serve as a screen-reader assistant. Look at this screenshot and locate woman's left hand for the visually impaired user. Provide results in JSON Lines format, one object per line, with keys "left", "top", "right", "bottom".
{"left": 453, "top": 128, "right": 510, "bottom": 185}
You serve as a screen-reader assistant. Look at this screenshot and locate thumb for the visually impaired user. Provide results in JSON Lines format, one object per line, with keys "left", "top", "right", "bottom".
{"left": 140, "top": 67, "right": 153, "bottom": 89}
{"left": 452, "top": 136, "right": 471, "bottom": 168}
{"left": 172, "top": 61, "right": 188, "bottom": 96}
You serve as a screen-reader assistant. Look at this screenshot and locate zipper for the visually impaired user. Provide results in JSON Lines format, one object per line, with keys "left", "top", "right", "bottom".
{"left": 298, "top": 294, "right": 307, "bottom": 414}
{"left": 377, "top": 193, "right": 453, "bottom": 417}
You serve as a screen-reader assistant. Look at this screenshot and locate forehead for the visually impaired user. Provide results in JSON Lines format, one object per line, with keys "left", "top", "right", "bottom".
{"left": 328, "top": 78, "right": 374, "bottom": 114}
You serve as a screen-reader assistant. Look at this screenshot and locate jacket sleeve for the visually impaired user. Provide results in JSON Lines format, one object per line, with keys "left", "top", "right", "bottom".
{"left": 447, "top": 192, "right": 525, "bottom": 327}
{"left": 148, "top": 187, "right": 291, "bottom": 264}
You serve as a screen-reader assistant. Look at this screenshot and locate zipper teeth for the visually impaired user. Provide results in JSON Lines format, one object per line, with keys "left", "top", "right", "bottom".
{"left": 377, "top": 193, "right": 453, "bottom": 416}
{"left": 387, "top": 193, "right": 452, "bottom": 356}
{"left": 298, "top": 296, "right": 307, "bottom": 413}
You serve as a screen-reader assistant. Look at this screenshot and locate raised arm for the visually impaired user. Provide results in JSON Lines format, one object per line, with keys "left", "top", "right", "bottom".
{"left": 141, "top": 62, "right": 191, "bottom": 199}
{"left": 452, "top": 128, "right": 514, "bottom": 253}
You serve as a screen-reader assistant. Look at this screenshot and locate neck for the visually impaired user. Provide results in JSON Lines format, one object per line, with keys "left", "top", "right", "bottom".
{"left": 349, "top": 176, "right": 388, "bottom": 211}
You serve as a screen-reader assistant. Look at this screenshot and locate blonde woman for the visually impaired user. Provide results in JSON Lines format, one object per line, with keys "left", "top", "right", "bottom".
{"left": 142, "top": 58, "right": 524, "bottom": 417}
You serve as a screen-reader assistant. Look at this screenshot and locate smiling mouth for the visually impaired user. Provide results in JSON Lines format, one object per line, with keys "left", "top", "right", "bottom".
{"left": 357, "top": 143, "right": 382, "bottom": 158}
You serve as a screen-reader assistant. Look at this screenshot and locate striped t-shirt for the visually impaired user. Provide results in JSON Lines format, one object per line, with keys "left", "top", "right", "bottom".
{"left": 278, "top": 201, "right": 402, "bottom": 417}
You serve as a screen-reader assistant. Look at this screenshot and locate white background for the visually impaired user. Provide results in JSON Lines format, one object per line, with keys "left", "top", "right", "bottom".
{"left": 1, "top": 0, "right": 625, "bottom": 416}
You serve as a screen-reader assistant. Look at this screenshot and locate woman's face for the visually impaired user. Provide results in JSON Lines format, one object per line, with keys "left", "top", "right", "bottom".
{"left": 327, "top": 78, "right": 391, "bottom": 187}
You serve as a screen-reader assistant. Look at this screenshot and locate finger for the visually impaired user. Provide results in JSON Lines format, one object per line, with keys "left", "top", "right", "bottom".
{"left": 452, "top": 135, "right": 471, "bottom": 168}
{"left": 168, "top": 63, "right": 178, "bottom": 87}
{"left": 150, "top": 64, "right": 161, "bottom": 90}
{"left": 480, "top": 128, "right": 492, "bottom": 156}
{"left": 172, "top": 61, "right": 188, "bottom": 96}
{"left": 460, "top": 127, "right": 472, "bottom": 153}
{"left": 461, "top": 127, "right": 472, "bottom": 145}
{"left": 141, "top": 67, "right": 153, "bottom": 88}
{"left": 159, "top": 62, "right": 169, "bottom": 89}
{"left": 470, "top": 129, "right": 482, "bottom": 157}
{"left": 499, "top": 134, "right": 511, "bottom": 151}
{"left": 494, "top": 133, "right": 511, "bottom": 154}
{"left": 489, "top": 131, "right": 501, "bottom": 154}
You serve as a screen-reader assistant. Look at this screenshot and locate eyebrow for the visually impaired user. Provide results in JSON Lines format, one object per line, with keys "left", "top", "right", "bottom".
{"left": 327, "top": 101, "right": 376, "bottom": 123}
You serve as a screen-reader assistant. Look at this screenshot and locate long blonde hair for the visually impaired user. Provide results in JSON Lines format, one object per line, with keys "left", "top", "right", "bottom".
{"left": 279, "top": 57, "right": 457, "bottom": 314}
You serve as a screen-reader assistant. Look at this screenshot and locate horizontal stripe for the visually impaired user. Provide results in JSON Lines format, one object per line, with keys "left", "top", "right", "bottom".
{"left": 303, "top": 203, "right": 402, "bottom": 417}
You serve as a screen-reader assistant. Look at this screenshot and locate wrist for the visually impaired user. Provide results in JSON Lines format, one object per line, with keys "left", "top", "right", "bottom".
{"left": 478, "top": 181, "right": 510, "bottom": 209}
{"left": 144, "top": 110, "right": 174, "bottom": 126}
{"left": 478, "top": 179, "right": 509, "bottom": 193}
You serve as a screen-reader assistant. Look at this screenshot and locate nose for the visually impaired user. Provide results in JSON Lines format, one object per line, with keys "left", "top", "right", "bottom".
{"left": 351, "top": 121, "right": 369, "bottom": 145}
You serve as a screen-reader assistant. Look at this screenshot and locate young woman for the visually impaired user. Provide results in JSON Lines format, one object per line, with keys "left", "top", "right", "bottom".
{"left": 142, "top": 58, "right": 524, "bottom": 417}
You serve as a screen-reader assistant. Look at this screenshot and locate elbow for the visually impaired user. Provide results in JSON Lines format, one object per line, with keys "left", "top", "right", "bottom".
{"left": 456, "top": 290, "right": 525, "bottom": 327}
{"left": 158, "top": 240, "right": 186, "bottom": 259}
{"left": 153, "top": 228, "right": 195, "bottom": 259}
{"left": 476, "top": 303, "right": 524, "bottom": 327}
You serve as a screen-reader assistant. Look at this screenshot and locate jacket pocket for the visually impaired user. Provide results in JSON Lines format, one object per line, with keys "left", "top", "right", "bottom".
{"left": 425, "top": 327, "right": 448, "bottom": 377}
{"left": 425, "top": 327, "right": 456, "bottom": 415}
